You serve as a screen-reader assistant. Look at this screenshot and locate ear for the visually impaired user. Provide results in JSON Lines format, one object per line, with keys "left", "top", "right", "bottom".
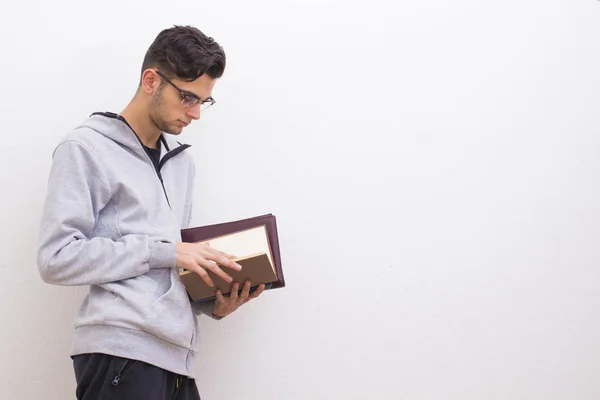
{"left": 140, "top": 69, "right": 159, "bottom": 95}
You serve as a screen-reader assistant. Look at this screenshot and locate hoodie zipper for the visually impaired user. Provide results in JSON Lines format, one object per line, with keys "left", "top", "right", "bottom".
{"left": 140, "top": 144, "right": 172, "bottom": 209}
{"left": 92, "top": 112, "right": 191, "bottom": 209}
{"left": 153, "top": 143, "right": 191, "bottom": 209}
{"left": 140, "top": 136, "right": 190, "bottom": 210}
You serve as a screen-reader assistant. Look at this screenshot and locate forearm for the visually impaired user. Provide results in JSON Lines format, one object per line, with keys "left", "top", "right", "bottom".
{"left": 37, "top": 233, "right": 176, "bottom": 286}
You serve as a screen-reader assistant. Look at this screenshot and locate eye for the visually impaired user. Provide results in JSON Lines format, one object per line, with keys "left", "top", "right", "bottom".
{"left": 181, "top": 94, "right": 199, "bottom": 106}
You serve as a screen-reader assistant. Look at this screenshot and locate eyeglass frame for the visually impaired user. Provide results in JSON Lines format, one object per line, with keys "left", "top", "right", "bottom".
{"left": 155, "top": 70, "right": 216, "bottom": 111}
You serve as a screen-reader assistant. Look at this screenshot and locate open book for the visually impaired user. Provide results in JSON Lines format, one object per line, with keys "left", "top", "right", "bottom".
{"left": 179, "top": 214, "right": 285, "bottom": 302}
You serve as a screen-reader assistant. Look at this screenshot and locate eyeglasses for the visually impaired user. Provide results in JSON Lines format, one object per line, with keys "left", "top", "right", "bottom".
{"left": 155, "top": 70, "right": 216, "bottom": 111}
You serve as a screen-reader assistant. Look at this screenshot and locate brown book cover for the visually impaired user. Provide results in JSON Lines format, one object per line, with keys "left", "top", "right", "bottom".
{"left": 180, "top": 213, "right": 285, "bottom": 302}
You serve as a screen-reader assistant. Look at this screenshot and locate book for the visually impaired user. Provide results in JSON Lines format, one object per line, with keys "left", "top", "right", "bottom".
{"left": 179, "top": 213, "right": 285, "bottom": 302}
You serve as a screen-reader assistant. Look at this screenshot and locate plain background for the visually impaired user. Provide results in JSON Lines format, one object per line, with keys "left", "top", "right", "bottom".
{"left": 1, "top": 0, "right": 600, "bottom": 399}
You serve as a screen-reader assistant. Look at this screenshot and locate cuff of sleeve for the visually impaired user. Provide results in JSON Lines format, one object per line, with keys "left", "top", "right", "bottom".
{"left": 192, "top": 300, "right": 224, "bottom": 320}
{"left": 148, "top": 240, "right": 177, "bottom": 269}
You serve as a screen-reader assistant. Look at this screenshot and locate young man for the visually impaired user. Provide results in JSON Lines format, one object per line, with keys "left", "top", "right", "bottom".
{"left": 36, "top": 25, "right": 264, "bottom": 399}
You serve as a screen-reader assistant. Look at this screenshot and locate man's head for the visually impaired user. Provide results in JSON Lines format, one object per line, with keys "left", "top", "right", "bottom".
{"left": 138, "top": 25, "right": 226, "bottom": 135}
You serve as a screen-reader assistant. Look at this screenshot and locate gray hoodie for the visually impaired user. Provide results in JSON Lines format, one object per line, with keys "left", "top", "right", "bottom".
{"left": 37, "top": 112, "right": 214, "bottom": 378}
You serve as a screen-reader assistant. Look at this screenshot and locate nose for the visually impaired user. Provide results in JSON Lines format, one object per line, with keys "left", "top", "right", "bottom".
{"left": 186, "top": 103, "right": 201, "bottom": 120}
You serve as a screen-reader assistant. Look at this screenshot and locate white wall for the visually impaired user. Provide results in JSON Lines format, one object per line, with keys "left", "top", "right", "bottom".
{"left": 1, "top": 0, "right": 599, "bottom": 399}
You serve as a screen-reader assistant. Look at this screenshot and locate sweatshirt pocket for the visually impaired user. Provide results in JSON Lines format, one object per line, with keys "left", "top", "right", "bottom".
{"left": 145, "top": 269, "right": 195, "bottom": 347}
{"left": 77, "top": 270, "right": 195, "bottom": 349}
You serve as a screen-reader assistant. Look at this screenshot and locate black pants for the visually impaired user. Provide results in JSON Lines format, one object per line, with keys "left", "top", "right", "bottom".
{"left": 73, "top": 353, "right": 201, "bottom": 400}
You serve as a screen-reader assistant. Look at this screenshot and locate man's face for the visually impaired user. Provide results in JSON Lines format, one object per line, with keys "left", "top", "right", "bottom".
{"left": 148, "top": 71, "right": 217, "bottom": 135}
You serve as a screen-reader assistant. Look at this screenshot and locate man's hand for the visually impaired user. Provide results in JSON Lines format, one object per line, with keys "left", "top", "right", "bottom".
{"left": 176, "top": 242, "right": 242, "bottom": 288}
{"left": 212, "top": 280, "right": 266, "bottom": 318}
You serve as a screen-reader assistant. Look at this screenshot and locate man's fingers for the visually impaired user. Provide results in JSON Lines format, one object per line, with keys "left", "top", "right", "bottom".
{"left": 252, "top": 284, "right": 266, "bottom": 298}
{"left": 243, "top": 283, "right": 264, "bottom": 303}
{"left": 192, "top": 254, "right": 233, "bottom": 284}
{"left": 220, "top": 257, "right": 242, "bottom": 272}
{"left": 193, "top": 266, "right": 215, "bottom": 288}
{"left": 202, "top": 247, "right": 242, "bottom": 272}
{"left": 201, "top": 261, "right": 235, "bottom": 284}
{"left": 220, "top": 250, "right": 238, "bottom": 260}
{"left": 238, "top": 280, "right": 252, "bottom": 303}
{"left": 230, "top": 282, "right": 240, "bottom": 302}
{"left": 215, "top": 289, "right": 224, "bottom": 304}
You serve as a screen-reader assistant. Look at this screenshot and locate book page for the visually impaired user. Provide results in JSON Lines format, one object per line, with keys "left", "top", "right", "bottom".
{"left": 200, "top": 225, "right": 274, "bottom": 269}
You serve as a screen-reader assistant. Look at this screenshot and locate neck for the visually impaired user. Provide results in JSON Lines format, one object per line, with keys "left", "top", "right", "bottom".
{"left": 120, "top": 96, "right": 161, "bottom": 149}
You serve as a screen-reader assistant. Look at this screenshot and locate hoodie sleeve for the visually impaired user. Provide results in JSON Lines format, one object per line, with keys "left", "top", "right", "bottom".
{"left": 37, "top": 140, "right": 177, "bottom": 286}
{"left": 191, "top": 300, "right": 220, "bottom": 319}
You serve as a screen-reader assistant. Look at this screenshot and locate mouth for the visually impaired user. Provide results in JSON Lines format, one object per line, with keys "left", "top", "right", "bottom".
{"left": 178, "top": 120, "right": 190, "bottom": 127}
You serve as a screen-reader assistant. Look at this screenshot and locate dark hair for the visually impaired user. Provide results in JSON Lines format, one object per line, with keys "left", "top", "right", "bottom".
{"left": 141, "top": 25, "right": 226, "bottom": 82}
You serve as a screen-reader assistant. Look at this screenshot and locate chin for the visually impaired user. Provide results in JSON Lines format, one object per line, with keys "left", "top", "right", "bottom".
{"left": 164, "top": 125, "right": 183, "bottom": 135}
